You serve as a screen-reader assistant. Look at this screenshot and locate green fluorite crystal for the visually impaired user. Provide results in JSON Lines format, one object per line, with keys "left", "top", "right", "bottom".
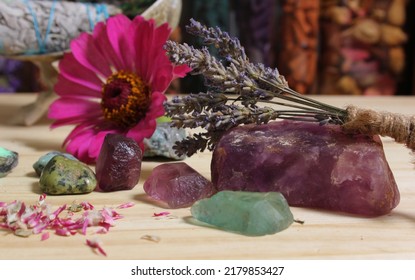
{"left": 0, "top": 147, "right": 18, "bottom": 178}
{"left": 191, "top": 191, "right": 294, "bottom": 236}
{"left": 39, "top": 155, "right": 97, "bottom": 195}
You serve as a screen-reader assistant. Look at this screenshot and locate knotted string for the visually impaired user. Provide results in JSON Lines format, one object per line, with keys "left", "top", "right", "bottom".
{"left": 85, "top": 3, "right": 110, "bottom": 30}
{"left": 24, "top": 0, "right": 57, "bottom": 54}
{"left": 23, "top": 0, "right": 110, "bottom": 54}
{"left": 343, "top": 105, "right": 415, "bottom": 151}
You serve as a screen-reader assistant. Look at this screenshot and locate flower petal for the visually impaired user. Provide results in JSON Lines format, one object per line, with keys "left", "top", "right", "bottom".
{"left": 125, "top": 91, "right": 165, "bottom": 142}
{"left": 40, "top": 232, "right": 49, "bottom": 241}
{"left": 92, "top": 21, "right": 124, "bottom": 70}
{"left": 48, "top": 98, "right": 101, "bottom": 126}
{"left": 147, "top": 91, "right": 167, "bottom": 117}
{"left": 54, "top": 74, "right": 101, "bottom": 99}
{"left": 63, "top": 120, "right": 122, "bottom": 163}
{"left": 151, "top": 22, "right": 171, "bottom": 50}
{"left": 70, "top": 32, "right": 112, "bottom": 78}
{"left": 63, "top": 122, "right": 94, "bottom": 146}
{"left": 65, "top": 126, "right": 96, "bottom": 163}
{"left": 133, "top": 17, "right": 156, "bottom": 80}
{"left": 150, "top": 62, "right": 174, "bottom": 92}
{"left": 58, "top": 53, "right": 103, "bottom": 92}
{"left": 173, "top": 64, "right": 192, "bottom": 79}
{"left": 126, "top": 118, "right": 157, "bottom": 141}
{"left": 106, "top": 14, "right": 133, "bottom": 71}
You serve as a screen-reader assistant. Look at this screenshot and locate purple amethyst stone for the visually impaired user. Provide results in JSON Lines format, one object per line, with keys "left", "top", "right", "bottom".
{"left": 144, "top": 162, "right": 216, "bottom": 208}
{"left": 211, "top": 121, "right": 400, "bottom": 216}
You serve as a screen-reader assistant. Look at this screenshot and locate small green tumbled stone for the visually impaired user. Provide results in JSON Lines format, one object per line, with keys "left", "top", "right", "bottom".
{"left": 33, "top": 151, "right": 78, "bottom": 176}
{"left": 191, "top": 191, "right": 294, "bottom": 236}
{"left": 0, "top": 147, "right": 18, "bottom": 178}
{"left": 39, "top": 155, "right": 97, "bottom": 195}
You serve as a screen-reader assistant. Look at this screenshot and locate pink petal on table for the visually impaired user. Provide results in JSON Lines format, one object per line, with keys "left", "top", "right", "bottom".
{"left": 153, "top": 212, "right": 170, "bottom": 217}
{"left": 116, "top": 202, "right": 135, "bottom": 209}
{"left": 86, "top": 239, "right": 107, "bottom": 257}
{"left": 41, "top": 232, "right": 49, "bottom": 241}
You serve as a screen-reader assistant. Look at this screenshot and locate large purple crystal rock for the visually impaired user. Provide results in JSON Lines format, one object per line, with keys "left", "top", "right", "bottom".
{"left": 95, "top": 134, "right": 142, "bottom": 192}
{"left": 211, "top": 121, "right": 400, "bottom": 216}
{"left": 144, "top": 162, "right": 216, "bottom": 208}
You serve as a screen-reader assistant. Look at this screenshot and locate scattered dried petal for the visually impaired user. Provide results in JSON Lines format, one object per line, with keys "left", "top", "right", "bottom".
{"left": 116, "top": 202, "right": 135, "bottom": 209}
{"left": 49, "top": 204, "right": 66, "bottom": 220}
{"left": 80, "top": 201, "right": 95, "bottom": 210}
{"left": 0, "top": 195, "right": 130, "bottom": 257}
{"left": 41, "top": 232, "right": 50, "bottom": 241}
{"left": 153, "top": 212, "right": 170, "bottom": 217}
{"left": 81, "top": 218, "right": 89, "bottom": 235}
{"left": 86, "top": 239, "right": 107, "bottom": 256}
{"left": 55, "top": 228, "right": 74, "bottom": 236}
{"left": 38, "top": 194, "right": 47, "bottom": 206}
{"left": 100, "top": 208, "right": 116, "bottom": 227}
{"left": 95, "top": 227, "right": 108, "bottom": 234}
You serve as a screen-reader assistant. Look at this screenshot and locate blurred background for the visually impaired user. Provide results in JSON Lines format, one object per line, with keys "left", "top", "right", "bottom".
{"left": 1, "top": 0, "right": 414, "bottom": 95}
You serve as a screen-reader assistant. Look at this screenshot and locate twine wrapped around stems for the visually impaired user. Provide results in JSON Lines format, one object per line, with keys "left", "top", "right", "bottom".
{"left": 343, "top": 106, "right": 415, "bottom": 151}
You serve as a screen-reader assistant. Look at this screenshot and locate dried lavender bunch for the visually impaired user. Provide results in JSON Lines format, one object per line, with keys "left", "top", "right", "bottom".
{"left": 164, "top": 19, "right": 348, "bottom": 156}
{"left": 167, "top": 93, "right": 286, "bottom": 155}
{"left": 164, "top": 19, "right": 415, "bottom": 157}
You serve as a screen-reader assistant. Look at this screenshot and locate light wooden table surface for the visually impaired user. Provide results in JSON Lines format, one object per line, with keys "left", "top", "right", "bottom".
{"left": 1, "top": 93, "right": 415, "bottom": 260}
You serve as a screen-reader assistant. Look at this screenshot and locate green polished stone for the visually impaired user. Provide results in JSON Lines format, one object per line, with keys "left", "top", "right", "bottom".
{"left": 191, "top": 191, "right": 294, "bottom": 236}
{"left": 39, "top": 155, "right": 97, "bottom": 195}
{"left": 33, "top": 151, "right": 78, "bottom": 176}
{"left": 0, "top": 147, "right": 18, "bottom": 178}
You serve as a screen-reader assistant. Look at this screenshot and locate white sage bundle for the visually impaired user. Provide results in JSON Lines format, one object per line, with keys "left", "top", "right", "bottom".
{"left": 0, "top": 0, "right": 121, "bottom": 55}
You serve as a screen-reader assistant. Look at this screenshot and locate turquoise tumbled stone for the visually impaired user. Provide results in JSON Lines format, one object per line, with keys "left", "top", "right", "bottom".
{"left": 33, "top": 151, "right": 78, "bottom": 176}
{"left": 191, "top": 191, "right": 294, "bottom": 236}
{"left": 0, "top": 147, "right": 18, "bottom": 178}
{"left": 143, "top": 122, "right": 187, "bottom": 160}
{"left": 39, "top": 155, "right": 97, "bottom": 195}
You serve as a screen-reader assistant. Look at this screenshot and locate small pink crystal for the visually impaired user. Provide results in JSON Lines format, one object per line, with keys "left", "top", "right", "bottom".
{"left": 95, "top": 134, "right": 142, "bottom": 192}
{"left": 143, "top": 162, "right": 216, "bottom": 208}
{"left": 211, "top": 121, "right": 400, "bottom": 216}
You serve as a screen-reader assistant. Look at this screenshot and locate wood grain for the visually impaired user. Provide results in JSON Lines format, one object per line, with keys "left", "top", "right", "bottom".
{"left": 1, "top": 94, "right": 415, "bottom": 260}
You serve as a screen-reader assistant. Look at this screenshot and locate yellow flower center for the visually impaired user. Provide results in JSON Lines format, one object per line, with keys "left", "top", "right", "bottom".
{"left": 101, "top": 70, "right": 151, "bottom": 129}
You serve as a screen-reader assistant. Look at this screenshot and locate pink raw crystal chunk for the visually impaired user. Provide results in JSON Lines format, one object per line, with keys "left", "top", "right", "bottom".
{"left": 211, "top": 121, "right": 400, "bottom": 216}
{"left": 95, "top": 134, "right": 142, "bottom": 192}
{"left": 144, "top": 162, "right": 216, "bottom": 208}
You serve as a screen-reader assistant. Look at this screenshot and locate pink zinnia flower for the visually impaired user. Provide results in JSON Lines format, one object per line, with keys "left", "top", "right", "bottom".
{"left": 48, "top": 15, "right": 190, "bottom": 163}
